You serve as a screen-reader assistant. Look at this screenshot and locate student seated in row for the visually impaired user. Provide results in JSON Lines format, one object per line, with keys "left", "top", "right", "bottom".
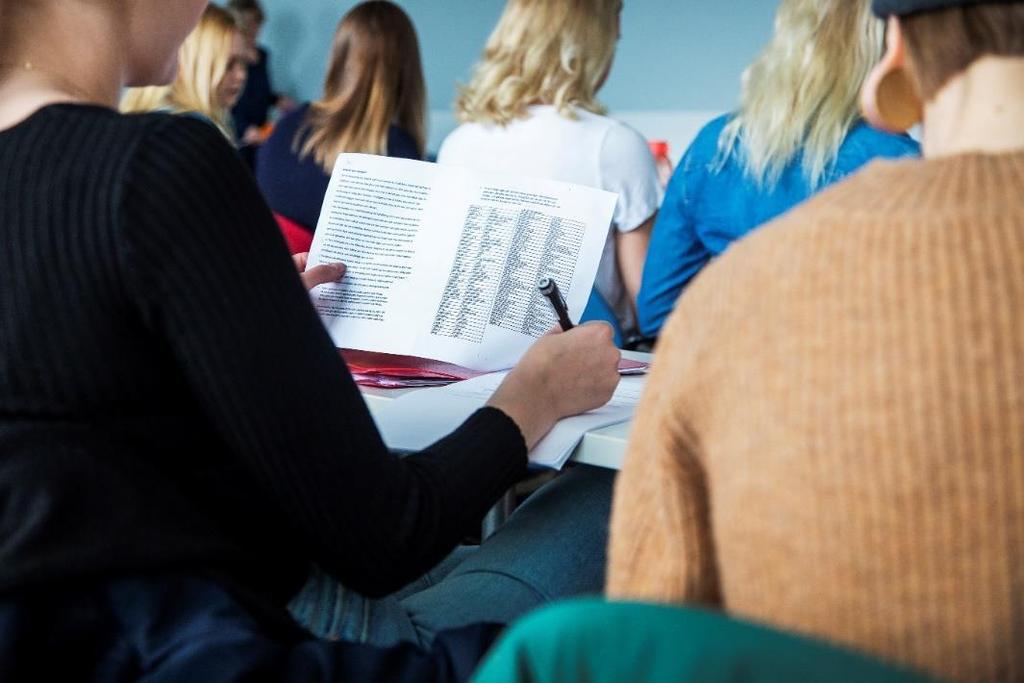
{"left": 439, "top": 0, "right": 661, "bottom": 346}
{"left": 636, "top": 0, "right": 919, "bottom": 339}
{"left": 227, "top": 0, "right": 295, "bottom": 166}
{"left": 608, "top": 0, "right": 1024, "bottom": 680}
{"left": 0, "top": 0, "right": 622, "bottom": 679}
{"left": 256, "top": 0, "right": 425, "bottom": 239}
{"left": 121, "top": 4, "right": 249, "bottom": 142}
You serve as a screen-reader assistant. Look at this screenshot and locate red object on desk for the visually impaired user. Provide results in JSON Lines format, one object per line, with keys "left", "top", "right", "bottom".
{"left": 343, "top": 350, "right": 649, "bottom": 388}
{"left": 273, "top": 212, "right": 313, "bottom": 255}
{"left": 341, "top": 350, "right": 485, "bottom": 388}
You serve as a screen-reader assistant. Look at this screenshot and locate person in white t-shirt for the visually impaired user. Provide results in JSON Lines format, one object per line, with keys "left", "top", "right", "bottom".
{"left": 438, "top": 0, "right": 660, "bottom": 343}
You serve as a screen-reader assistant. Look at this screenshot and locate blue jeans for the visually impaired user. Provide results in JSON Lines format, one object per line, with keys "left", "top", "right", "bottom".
{"left": 289, "top": 465, "right": 615, "bottom": 647}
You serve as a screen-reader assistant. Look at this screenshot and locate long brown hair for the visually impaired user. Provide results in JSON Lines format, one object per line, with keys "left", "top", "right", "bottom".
{"left": 298, "top": 1, "right": 426, "bottom": 171}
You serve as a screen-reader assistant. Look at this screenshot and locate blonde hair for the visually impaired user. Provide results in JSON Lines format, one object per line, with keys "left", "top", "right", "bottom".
{"left": 716, "top": 0, "right": 885, "bottom": 190}
{"left": 299, "top": 1, "right": 426, "bottom": 171}
{"left": 456, "top": 0, "right": 622, "bottom": 126}
{"left": 120, "top": 5, "right": 238, "bottom": 140}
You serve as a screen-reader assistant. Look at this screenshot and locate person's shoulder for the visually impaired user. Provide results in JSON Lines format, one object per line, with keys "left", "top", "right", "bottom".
{"left": 681, "top": 114, "right": 731, "bottom": 162}
{"left": 717, "top": 155, "right": 921, "bottom": 265}
{"left": 603, "top": 115, "right": 649, "bottom": 148}
{"left": 583, "top": 112, "right": 650, "bottom": 162}
{"left": 693, "top": 114, "right": 730, "bottom": 145}
{"left": 37, "top": 105, "right": 230, "bottom": 172}
{"left": 117, "top": 109, "right": 261, "bottom": 242}
{"left": 573, "top": 109, "right": 643, "bottom": 143}
{"left": 586, "top": 112, "right": 660, "bottom": 223}
{"left": 263, "top": 102, "right": 311, "bottom": 153}
{"left": 41, "top": 102, "right": 173, "bottom": 145}
{"left": 129, "top": 109, "right": 234, "bottom": 151}
{"left": 841, "top": 122, "right": 921, "bottom": 160}
{"left": 443, "top": 119, "right": 488, "bottom": 140}
{"left": 274, "top": 101, "right": 312, "bottom": 133}
{"left": 437, "top": 121, "right": 487, "bottom": 163}
{"left": 665, "top": 155, "right": 925, "bottom": 332}
{"left": 119, "top": 110, "right": 244, "bottom": 190}
{"left": 651, "top": 154, "right": 921, "bottom": 366}
{"left": 387, "top": 125, "right": 421, "bottom": 160}
{"left": 654, "top": 114, "right": 733, "bottom": 205}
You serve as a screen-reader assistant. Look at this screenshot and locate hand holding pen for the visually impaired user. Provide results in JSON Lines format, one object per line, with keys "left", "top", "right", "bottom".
{"left": 538, "top": 277, "right": 574, "bottom": 331}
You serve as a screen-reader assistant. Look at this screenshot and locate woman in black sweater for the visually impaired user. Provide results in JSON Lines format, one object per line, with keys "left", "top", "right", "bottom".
{"left": 0, "top": 0, "right": 620, "bottom": 680}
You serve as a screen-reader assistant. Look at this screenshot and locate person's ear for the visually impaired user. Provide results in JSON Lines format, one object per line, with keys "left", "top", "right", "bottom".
{"left": 861, "top": 16, "right": 923, "bottom": 133}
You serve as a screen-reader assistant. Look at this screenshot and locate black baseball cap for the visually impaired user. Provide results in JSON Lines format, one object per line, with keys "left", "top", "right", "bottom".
{"left": 874, "top": 0, "right": 1022, "bottom": 16}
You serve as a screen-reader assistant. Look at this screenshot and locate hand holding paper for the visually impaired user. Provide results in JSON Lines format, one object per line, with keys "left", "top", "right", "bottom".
{"left": 293, "top": 252, "right": 346, "bottom": 290}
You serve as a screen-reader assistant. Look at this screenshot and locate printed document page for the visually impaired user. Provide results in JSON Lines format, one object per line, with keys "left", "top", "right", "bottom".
{"left": 371, "top": 373, "right": 646, "bottom": 469}
{"left": 306, "top": 154, "right": 618, "bottom": 372}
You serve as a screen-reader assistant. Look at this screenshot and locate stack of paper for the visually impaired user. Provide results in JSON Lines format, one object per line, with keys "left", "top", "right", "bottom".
{"left": 371, "top": 372, "right": 647, "bottom": 470}
{"left": 342, "top": 350, "right": 484, "bottom": 388}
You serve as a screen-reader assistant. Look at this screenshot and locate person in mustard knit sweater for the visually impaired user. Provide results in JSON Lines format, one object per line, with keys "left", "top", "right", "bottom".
{"left": 607, "top": 1, "right": 1024, "bottom": 681}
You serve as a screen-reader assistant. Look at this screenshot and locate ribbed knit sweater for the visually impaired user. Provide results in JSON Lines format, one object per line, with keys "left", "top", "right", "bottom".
{"left": 607, "top": 152, "right": 1024, "bottom": 681}
{"left": 0, "top": 104, "right": 526, "bottom": 620}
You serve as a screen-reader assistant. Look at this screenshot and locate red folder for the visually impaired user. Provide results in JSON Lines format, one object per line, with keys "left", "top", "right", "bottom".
{"left": 342, "top": 350, "right": 648, "bottom": 388}
{"left": 341, "top": 350, "right": 485, "bottom": 388}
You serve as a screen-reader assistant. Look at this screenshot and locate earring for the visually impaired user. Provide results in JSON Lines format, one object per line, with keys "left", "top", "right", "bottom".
{"left": 862, "top": 66, "right": 923, "bottom": 134}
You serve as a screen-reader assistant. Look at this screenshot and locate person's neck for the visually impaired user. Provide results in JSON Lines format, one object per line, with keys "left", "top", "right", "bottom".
{"left": 922, "top": 56, "right": 1024, "bottom": 159}
{"left": 0, "top": 2, "right": 126, "bottom": 130}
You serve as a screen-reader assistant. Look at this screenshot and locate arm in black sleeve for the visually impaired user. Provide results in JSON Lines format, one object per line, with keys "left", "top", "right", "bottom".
{"left": 117, "top": 116, "right": 527, "bottom": 597}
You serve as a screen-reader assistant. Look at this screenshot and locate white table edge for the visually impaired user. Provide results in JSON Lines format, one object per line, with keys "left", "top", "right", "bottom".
{"left": 359, "top": 351, "right": 650, "bottom": 471}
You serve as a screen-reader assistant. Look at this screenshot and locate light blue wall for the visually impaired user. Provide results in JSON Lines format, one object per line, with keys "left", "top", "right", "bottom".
{"left": 254, "top": 1, "right": 779, "bottom": 153}
{"left": 258, "top": 1, "right": 778, "bottom": 112}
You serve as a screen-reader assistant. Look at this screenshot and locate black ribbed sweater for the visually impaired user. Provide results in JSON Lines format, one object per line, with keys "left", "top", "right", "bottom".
{"left": 0, "top": 104, "right": 526, "bottom": 613}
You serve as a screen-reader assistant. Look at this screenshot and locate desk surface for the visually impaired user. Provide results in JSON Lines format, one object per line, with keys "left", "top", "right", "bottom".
{"left": 361, "top": 351, "right": 651, "bottom": 471}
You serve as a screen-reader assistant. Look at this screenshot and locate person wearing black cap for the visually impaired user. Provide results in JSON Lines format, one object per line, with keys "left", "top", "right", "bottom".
{"left": 477, "top": 2, "right": 1024, "bottom": 682}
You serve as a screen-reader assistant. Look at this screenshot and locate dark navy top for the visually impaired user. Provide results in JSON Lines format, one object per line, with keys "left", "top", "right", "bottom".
{"left": 232, "top": 46, "right": 277, "bottom": 137}
{"left": 636, "top": 115, "right": 920, "bottom": 337}
{"left": 256, "top": 102, "right": 421, "bottom": 231}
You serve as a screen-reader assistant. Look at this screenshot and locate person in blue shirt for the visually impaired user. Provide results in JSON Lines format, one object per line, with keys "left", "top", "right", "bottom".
{"left": 256, "top": 1, "right": 424, "bottom": 235}
{"left": 637, "top": 0, "right": 919, "bottom": 339}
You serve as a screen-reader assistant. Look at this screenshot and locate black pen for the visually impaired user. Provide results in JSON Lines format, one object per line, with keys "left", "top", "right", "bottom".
{"left": 538, "top": 277, "right": 574, "bottom": 331}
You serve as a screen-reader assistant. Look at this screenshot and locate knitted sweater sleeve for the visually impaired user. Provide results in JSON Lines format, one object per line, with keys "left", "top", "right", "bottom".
{"left": 116, "top": 116, "right": 526, "bottom": 597}
{"left": 606, "top": 270, "right": 721, "bottom": 604}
